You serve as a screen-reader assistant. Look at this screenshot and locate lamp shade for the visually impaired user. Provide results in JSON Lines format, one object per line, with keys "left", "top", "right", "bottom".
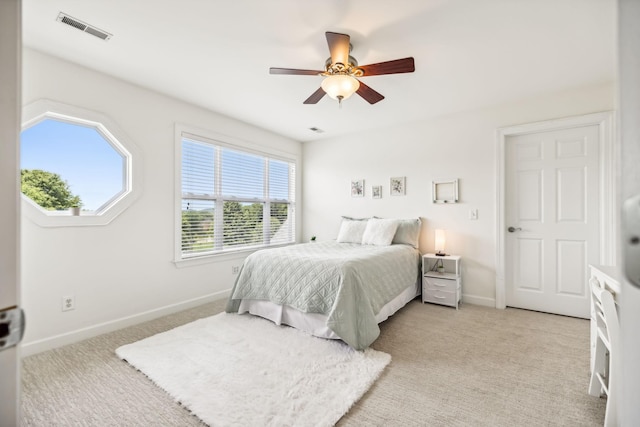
{"left": 321, "top": 74, "right": 360, "bottom": 100}
{"left": 434, "top": 229, "right": 446, "bottom": 254}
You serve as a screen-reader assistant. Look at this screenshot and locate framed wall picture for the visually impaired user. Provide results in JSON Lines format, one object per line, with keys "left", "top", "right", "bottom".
{"left": 351, "top": 179, "right": 364, "bottom": 197}
{"left": 372, "top": 185, "right": 382, "bottom": 199}
{"left": 390, "top": 176, "right": 406, "bottom": 196}
{"left": 432, "top": 179, "right": 459, "bottom": 203}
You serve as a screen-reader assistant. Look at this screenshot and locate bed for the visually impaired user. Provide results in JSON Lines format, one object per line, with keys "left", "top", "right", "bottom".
{"left": 226, "top": 217, "right": 422, "bottom": 350}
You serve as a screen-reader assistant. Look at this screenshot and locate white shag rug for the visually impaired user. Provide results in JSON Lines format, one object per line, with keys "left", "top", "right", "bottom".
{"left": 116, "top": 312, "right": 391, "bottom": 427}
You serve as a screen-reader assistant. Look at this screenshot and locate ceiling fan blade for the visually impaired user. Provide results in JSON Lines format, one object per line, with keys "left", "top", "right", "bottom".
{"left": 326, "top": 31, "right": 350, "bottom": 65}
{"left": 356, "top": 81, "right": 385, "bottom": 104}
{"left": 358, "top": 57, "right": 415, "bottom": 76}
{"left": 303, "top": 87, "right": 326, "bottom": 104}
{"left": 269, "top": 67, "right": 323, "bottom": 76}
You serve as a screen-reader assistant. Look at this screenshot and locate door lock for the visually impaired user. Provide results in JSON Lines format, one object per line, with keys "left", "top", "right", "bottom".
{"left": 0, "top": 307, "right": 25, "bottom": 351}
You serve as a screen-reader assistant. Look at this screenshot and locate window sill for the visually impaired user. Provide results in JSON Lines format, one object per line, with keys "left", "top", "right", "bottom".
{"left": 173, "top": 242, "right": 296, "bottom": 268}
{"left": 21, "top": 192, "right": 139, "bottom": 227}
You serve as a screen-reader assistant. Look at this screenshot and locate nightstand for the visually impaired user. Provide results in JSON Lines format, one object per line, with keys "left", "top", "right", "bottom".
{"left": 422, "top": 254, "right": 461, "bottom": 309}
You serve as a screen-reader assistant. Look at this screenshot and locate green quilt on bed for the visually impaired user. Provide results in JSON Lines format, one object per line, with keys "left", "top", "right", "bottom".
{"left": 226, "top": 241, "right": 419, "bottom": 350}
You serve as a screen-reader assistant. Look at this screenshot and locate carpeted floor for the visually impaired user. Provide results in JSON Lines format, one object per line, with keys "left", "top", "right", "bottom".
{"left": 21, "top": 299, "right": 606, "bottom": 426}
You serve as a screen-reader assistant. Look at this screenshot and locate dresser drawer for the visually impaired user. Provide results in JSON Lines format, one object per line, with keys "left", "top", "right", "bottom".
{"left": 422, "top": 288, "right": 458, "bottom": 306}
{"left": 423, "top": 276, "right": 458, "bottom": 292}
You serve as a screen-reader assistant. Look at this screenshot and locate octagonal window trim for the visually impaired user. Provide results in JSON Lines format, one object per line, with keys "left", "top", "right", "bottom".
{"left": 21, "top": 99, "right": 141, "bottom": 227}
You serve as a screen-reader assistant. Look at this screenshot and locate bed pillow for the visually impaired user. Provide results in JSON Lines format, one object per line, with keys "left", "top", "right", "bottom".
{"left": 361, "top": 218, "right": 400, "bottom": 246}
{"left": 341, "top": 216, "right": 369, "bottom": 221}
{"left": 391, "top": 218, "right": 422, "bottom": 248}
{"left": 336, "top": 217, "right": 369, "bottom": 243}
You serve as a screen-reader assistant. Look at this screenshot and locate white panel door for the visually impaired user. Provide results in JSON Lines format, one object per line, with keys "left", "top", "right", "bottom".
{"left": 0, "top": 0, "right": 22, "bottom": 423}
{"left": 505, "top": 125, "right": 600, "bottom": 318}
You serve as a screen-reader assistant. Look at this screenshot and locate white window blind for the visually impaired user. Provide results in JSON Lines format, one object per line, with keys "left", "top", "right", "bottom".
{"left": 181, "top": 136, "right": 295, "bottom": 258}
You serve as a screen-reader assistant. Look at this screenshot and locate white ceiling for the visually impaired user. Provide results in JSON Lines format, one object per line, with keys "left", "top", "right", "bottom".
{"left": 22, "top": 0, "right": 615, "bottom": 142}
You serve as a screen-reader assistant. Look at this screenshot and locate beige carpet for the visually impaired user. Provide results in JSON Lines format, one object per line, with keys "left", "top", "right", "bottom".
{"left": 21, "top": 299, "right": 606, "bottom": 426}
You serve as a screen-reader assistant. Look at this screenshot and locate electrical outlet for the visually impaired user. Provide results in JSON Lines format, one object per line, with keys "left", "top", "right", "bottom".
{"left": 62, "top": 295, "right": 75, "bottom": 312}
{"left": 232, "top": 266, "right": 240, "bottom": 275}
{"left": 469, "top": 209, "right": 479, "bottom": 220}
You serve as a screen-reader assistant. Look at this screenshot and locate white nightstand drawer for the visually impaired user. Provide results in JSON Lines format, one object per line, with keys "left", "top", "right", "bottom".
{"left": 423, "top": 276, "right": 458, "bottom": 292}
{"left": 423, "top": 288, "right": 457, "bottom": 306}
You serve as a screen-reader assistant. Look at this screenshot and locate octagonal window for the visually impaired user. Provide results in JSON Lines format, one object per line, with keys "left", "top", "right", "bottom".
{"left": 21, "top": 118, "right": 126, "bottom": 214}
{"left": 20, "top": 100, "right": 141, "bottom": 227}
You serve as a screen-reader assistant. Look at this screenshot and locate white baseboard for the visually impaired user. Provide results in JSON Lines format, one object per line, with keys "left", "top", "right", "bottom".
{"left": 461, "top": 293, "right": 496, "bottom": 308}
{"left": 21, "top": 290, "right": 230, "bottom": 357}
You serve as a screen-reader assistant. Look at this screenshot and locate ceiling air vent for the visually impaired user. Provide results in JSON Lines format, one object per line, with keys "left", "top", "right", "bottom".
{"left": 56, "top": 12, "right": 112, "bottom": 41}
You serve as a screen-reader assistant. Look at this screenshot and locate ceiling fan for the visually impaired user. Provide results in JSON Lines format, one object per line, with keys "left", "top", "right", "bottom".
{"left": 269, "top": 31, "right": 415, "bottom": 106}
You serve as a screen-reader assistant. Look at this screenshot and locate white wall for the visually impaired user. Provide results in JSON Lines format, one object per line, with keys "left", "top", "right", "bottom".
{"left": 21, "top": 49, "right": 302, "bottom": 355}
{"left": 302, "top": 82, "right": 614, "bottom": 306}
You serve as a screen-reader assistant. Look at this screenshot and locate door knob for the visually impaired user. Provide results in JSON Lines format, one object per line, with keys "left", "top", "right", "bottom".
{"left": 623, "top": 194, "right": 640, "bottom": 287}
{"left": 507, "top": 226, "right": 522, "bottom": 233}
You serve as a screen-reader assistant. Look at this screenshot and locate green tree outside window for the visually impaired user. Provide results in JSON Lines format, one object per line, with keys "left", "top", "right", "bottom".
{"left": 21, "top": 169, "right": 82, "bottom": 210}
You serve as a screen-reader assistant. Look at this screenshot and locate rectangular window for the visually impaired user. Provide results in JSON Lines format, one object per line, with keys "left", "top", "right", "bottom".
{"left": 180, "top": 135, "right": 295, "bottom": 258}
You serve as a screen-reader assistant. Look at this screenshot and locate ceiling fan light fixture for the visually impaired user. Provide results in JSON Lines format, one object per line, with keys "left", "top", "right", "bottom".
{"left": 270, "top": 31, "right": 414, "bottom": 105}
{"left": 321, "top": 74, "right": 360, "bottom": 102}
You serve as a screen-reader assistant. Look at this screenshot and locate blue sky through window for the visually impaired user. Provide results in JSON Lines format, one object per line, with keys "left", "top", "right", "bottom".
{"left": 20, "top": 119, "right": 125, "bottom": 211}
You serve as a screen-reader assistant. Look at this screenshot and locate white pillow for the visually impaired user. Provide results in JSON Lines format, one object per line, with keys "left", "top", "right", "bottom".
{"left": 392, "top": 218, "right": 422, "bottom": 248}
{"left": 336, "top": 218, "right": 368, "bottom": 243}
{"left": 361, "top": 218, "right": 399, "bottom": 246}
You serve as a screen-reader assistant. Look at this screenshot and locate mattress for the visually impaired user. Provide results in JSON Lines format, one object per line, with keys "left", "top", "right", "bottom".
{"left": 236, "top": 279, "right": 421, "bottom": 339}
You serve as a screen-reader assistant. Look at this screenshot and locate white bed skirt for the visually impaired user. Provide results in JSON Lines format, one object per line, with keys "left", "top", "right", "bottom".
{"left": 237, "top": 279, "right": 421, "bottom": 340}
